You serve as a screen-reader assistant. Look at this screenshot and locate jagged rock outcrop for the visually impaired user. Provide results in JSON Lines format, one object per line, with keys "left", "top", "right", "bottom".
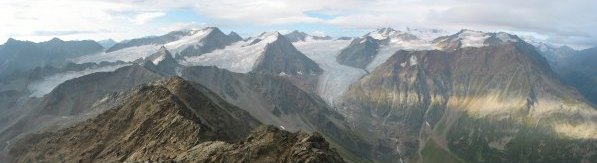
{"left": 176, "top": 125, "right": 345, "bottom": 163}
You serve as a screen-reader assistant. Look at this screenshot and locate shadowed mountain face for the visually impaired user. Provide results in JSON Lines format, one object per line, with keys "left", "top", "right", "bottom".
{"left": 140, "top": 47, "right": 180, "bottom": 76}
{"left": 0, "top": 38, "right": 104, "bottom": 77}
{"left": 252, "top": 34, "right": 323, "bottom": 76}
{"left": 549, "top": 47, "right": 597, "bottom": 105}
{"left": 341, "top": 42, "right": 597, "bottom": 162}
{"left": 8, "top": 77, "right": 344, "bottom": 163}
{"left": 336, "top": 36, "right": 380, "bottom": 69}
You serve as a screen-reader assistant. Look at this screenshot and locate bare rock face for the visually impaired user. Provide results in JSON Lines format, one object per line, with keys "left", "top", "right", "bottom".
{"left": 176, "top": 125, "right": 346, "bottom": 163}
{"left": 341, "top": 42, "right": 597, "bottom": 162}
{"left": 8, "top": 77, "right": 345, "bottom": 163}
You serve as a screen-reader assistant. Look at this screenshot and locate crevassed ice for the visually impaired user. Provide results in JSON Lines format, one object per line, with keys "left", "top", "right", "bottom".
{"left": 293, "top": 39, "right": 367, "bottom": 105}
{"left": 28, "top": 64, "right": 130, "bottom": 97}
{"left": 181, "top": 32, "right": 280, "bottom": 73}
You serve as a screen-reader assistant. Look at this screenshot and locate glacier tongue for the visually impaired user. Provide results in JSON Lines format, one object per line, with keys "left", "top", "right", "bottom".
{"left": 293, "top": 39, "right": 366, "bottom": 105}
{"left": 181, "top": 32, "right": 281, "bottom": 73}
{"left": 71, "top": 45, "right": 160, "bottom": 63}
{"left": 27, "top": 64, "right": 130, "bottom": 97}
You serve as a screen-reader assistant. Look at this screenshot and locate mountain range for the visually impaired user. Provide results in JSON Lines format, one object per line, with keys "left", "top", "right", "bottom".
{"left": 0, "top": 26, "right": 596, "bottom": 163}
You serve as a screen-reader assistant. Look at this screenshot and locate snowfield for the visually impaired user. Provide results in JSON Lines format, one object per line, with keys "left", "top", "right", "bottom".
{"left": 72, "top": 28, "right": 214, "bottom": 64}
{"left": 72, "top": 45, "right": 161, "bottom": 63}
{"left": 181, "top": 32, "right": 281, "bottom": 73}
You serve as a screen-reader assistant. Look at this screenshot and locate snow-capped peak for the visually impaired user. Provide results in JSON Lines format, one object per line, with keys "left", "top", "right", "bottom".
{"left": 435, "top": 29, "right": 521, "bottom": 49}
{"left": 182, "top": 31, "right": 285, "bottom": 73}
{"left": 258, "top": 32, "right": 282, "bottom": 39}
{"left": 366, "top": 27, "right": 420, "bottom": 43}
{"left": 367, "top": 27, "right": 402, "bottom": 40}
{"left": 150, "top": 47, "right": 171, "bottom": 65}
{"left": 163, "top": 27, "right": 215, "bottom": 55}
{"left": 72, "top": 27, "right": 230, "bottom": 64}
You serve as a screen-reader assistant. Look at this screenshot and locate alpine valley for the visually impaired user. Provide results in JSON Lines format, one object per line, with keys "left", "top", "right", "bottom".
{"left": 0, "top": 26, "right": 596, "bottom": 163}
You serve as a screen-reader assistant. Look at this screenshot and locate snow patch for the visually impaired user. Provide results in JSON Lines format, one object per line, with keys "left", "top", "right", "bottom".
{"left": 400, "top": 62, "right": 407, "bottom": 67}
{"left": 152, "top": 54, "right": 166, "bottom": 65}
{"left": 409, "top": 55, "right": 418, "bottom": 66}
{"left": 28, "top": 64, "right": 130, "bottom": 97}
{"left": 458, "top": 30, "right": 490, "bottom": 47}
{"left": 182, "top": 32, "right": 281, "bottom": 73}
{"left": 366, "top": 40, "right": 436, "bottom": 71}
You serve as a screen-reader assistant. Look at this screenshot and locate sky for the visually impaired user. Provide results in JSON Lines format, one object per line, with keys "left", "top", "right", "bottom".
{"left": 1, "top": 0, "right": 596, "bottom": 49}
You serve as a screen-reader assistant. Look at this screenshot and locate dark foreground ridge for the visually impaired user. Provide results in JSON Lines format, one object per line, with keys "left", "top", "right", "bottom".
{"left": 8, "top": 77, "right": 345, "bottom": 163}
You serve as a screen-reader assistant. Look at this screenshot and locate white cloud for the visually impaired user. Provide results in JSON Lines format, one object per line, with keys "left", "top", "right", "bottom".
{"left": 0, "top": 0, "right": 595, "bottom": 48}
{"left": 130, "top": 12, "right": 165, "bottom": 25}
{"left": 311, "top": 30, "right": 326, "bottom": 37}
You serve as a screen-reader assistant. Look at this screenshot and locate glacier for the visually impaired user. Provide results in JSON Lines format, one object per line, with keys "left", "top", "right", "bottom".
{"left": 293, "top": 39, "right": 367, "bottom": 105}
